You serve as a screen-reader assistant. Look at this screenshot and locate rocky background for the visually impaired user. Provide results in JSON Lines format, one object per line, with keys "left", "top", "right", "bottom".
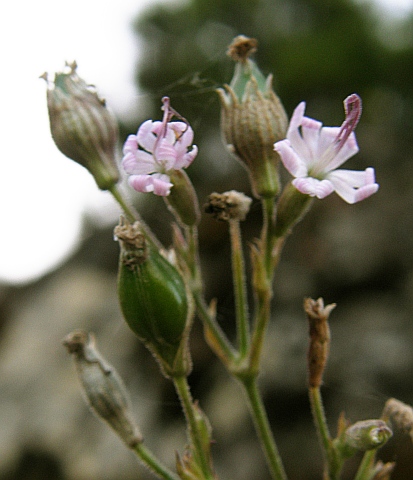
{"left": 1, "top": 0, "right": 413, "bottom": 479}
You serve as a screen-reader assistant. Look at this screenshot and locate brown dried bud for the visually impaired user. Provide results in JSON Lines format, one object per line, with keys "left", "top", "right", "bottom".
{"left": 382, "top": 398, "right": 413, "bottom": 440}
{"left": 227, "top": 35, "right": 258, "bottom": 62}
{"left": 305, "top": 297, "right": 336, "bottom": 388}
{"left": 204, "top": 190, "right": 252, "bottom": 222}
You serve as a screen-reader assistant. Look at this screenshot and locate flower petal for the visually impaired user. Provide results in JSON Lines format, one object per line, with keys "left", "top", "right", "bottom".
{"left": 175, "top": 145, "right": 198, "bottom": 169}
{"left": 154, "top": 137, "right": 178, "bottom": 170}
{"left": 128, "top": 173, "right": 173, "bottom": 196}
{"left": 327, "top": 167, "right": 379, "bottom": 203}
{"left": 123, "top": 134, "right": 138, "bottom": 154}
{"left": 136, "top": 120, "right": 161, "bottom": 153}
{"left": 151, "top": 173, "right": 173, "bottom": 196}
{"left": 292, "top": 177, "right": 335, "bottom": 199}
{"left": 286, "top": 102, "right": 323, "bottom": 168}
{"left": 128, "top": 174, "right": 156, "bottom": 193}
{"left": 274, "top": 139, "right": 309, "bottom": 177}
{"left": 317, "top": 130, "right": 359, "bottom": 173}
{"left": 122, "top": 150, "right": 156, "bottom": 175}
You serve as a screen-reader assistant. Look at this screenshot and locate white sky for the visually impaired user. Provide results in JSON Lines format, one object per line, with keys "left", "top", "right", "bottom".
{"left": 0, "top": 0, "right": 412, "bottom": 285}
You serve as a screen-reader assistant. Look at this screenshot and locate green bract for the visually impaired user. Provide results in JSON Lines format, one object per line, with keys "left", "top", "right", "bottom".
{"left": 115, "top": 218, "right": 191, "bottom": 377}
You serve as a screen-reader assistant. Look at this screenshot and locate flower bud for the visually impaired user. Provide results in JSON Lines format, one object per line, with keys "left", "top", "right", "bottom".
{"left": 204, "top": 190, "right": 252, "bottom": 222}
{"left": 43, "top": 61, "right": 120, "bottom": 190}
{"left": 63, "top": 330, "right": 142, "bottom": 447}
{"left": 217, "top": 36, "right": 288, "bottom": 199}
{"left": 165, "top": 169, "right": 201, "bottom": 226}
{"left": 114, "top": 217, "right": 192, "bottom": 377}
{"left": 382, "top": 398, "right": 413, "bottom": 440}
{"left": 338, "top": 420, "right": 392, "bottom": 457}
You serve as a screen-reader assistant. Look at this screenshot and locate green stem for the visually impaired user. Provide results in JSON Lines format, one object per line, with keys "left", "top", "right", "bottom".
{"left": 241, "top": 377, "right": 288, "bottom": 480}
{"left": 185, "top": 225, "right": 203, "bottom": 292}
{"left": 132, "top": 442, "right": 180, "bottom": 480}
{"left": 229, "top": 219, "right": 250, "bottom": 357}
{"left": 193, "top": 291, "right": 237, "bottom": 365}
{"left": 353, "top": 450, "right": 376, "bottom": 480}
{"left": 248, "top": 284, "right": 271, "bottom": 373}
{"left": 108, "top": 184, "right": 162, "bottom": 250}
{"left": 173, "top": 375, "right": 215, "bottom": 480}
{"left": 184, "top": 226, "right": 236, "bottom": 366}
{"left": 261, "top": 197, "right": 276, "bottom": 276}
{"left": 309, "top": 386, "right": 341, "bottom": 480}
{"left": 109, "top": 184, "right": 139, "bottom": 222}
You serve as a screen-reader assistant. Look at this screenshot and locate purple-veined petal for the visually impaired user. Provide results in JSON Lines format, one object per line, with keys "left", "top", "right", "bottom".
{"left": 174, "top": 145, "right": 198, "bottom": 169}
{"left": 292, "top": 177, "right": 335, "bottom": 199}
{"left": 128, "top": 173, "right": 172, "bottom": 196}
{"left": 151, "top": 173, "right": 173, "bottom": 196}
{"left": 274, "top": 139, "right": 309, "bottom": 177}
{"left": 122, "top": 150, "right": 156, "bottom": 175}
{"left": 123, "top": 135, "right": 138, "bottom": 154}
{"left": 172, "top": 126, "right": 195, "bottom": 156}
{"left": 136, "top": 120, "right": 161, "bottom": 153}
{"left": 128, "top": 174, "right": 156, "bottom": 193}
{"left": 154, "top": 137, "right": 179, "bottom": 170}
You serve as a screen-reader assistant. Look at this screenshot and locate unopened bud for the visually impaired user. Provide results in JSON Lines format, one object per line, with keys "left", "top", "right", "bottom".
{"left": 114, "top": 217, "right": 192, "bottom": 377}
{"left": 165, "top": 169, "right": 201, "bottom": 226}
{"left": 339, "top": 420, "right": 392, "bottom": 457}
{"left": 382, "top": 398, "right": 413, "bottom": 440}
{"left": 63, "top": 330, "right": 142, "bottom": 447}
{"left": 43, "top": 61, "right": 120, "bottom": 190}
{"left": 371, "top": 461, "right": 396, "bottom": 480}
{"left": 217, "top": 36, "right": 288, "bottom": 199}
{"left": 204, "top": 190, "right": 252, "bottom": 222}
{"left": 305, "top": 297, "right": 335, "bottom": 388}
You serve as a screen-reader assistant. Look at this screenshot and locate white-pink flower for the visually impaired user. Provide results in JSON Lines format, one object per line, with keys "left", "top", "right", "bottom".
{"left": 122, "top": 97, "right": 198, "bottom": 196}
{"left": 274, "top": 94, "right": 379, "bottom": 204}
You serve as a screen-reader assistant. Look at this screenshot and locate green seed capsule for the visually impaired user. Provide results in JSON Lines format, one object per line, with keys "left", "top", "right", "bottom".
{"left": 115, "top": 218, "right": 191, "bottom": 376}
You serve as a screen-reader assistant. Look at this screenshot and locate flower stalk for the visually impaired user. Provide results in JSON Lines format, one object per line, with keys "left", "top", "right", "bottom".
{"left": 241, "top": 377, "right": 288, "bottom": 480}
{"left": 172, "top": 375, "right": 216, "bottom": 480}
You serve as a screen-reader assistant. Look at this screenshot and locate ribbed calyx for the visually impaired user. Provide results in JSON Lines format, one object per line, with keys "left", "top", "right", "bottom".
{"left": 43, "top": 61, "right": 119, "bottom": 190}
{"left": 114, "top": 217, "right": 192, "bottom": 377}
{"left": 217, "top": 36, "right": 288, "bottom": 198}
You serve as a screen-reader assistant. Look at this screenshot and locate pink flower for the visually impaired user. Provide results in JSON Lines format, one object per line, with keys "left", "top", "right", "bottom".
{"left": 122, "top": 97, "right": 198, "bottom": 196}
{"left": 274, "top": 94, "right": 379, "bottom": 204}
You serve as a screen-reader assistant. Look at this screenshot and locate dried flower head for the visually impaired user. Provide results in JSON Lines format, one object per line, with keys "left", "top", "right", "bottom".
{"left": 204, "top": 190, "right": 252, "bottom": 222}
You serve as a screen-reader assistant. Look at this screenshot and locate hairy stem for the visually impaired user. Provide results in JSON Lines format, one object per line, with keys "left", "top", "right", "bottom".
{"left": 229, "top": 219, "right": 250, "bottom": 356}
{"left": 132, "top": 442, "right": 180, "bottom": 480}
{"left": 173, "top": 375, "right": 215, "bottom": 480}
{"left": 309, "top": 386, "right": 341, "bottom": 480}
